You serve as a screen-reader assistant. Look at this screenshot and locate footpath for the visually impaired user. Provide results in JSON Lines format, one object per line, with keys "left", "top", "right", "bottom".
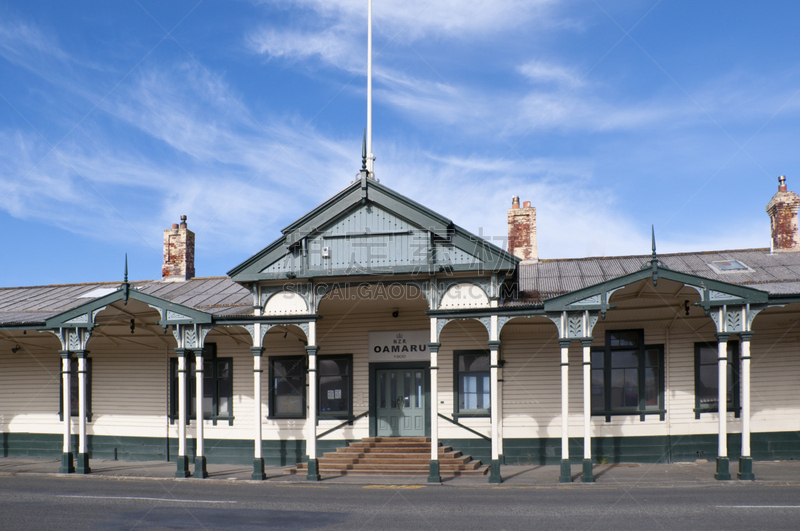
{"left": 1, "top": 457, "right": 799, "bottom": 487}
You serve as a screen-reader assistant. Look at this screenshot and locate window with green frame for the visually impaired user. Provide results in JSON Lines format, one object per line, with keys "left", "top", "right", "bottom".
{"left": 694, "top": 341, "right": 739, "bottom": 419}
{"left": 454, "top": 350, "right": 490, "bottom": 418}
{"left": 269, "top": 356, "right": 306, "bottom": 419}
{"left": 318, "top": 355, "right": 352, "bottom": 419}
{"left": 59, "top": 356, "right": 92, "bottom": 421}
{"left": 169, "top": 344, "right": 234, "bottom": 426}
{"left": 591, "top": 330, "right": 665, "bottom": 421}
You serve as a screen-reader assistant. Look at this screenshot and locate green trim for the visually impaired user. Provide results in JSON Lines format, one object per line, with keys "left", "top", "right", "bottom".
{"left": 59, "top": 452, "right": 74, "bottom": 474}
{"left": 59, "top": 356, "right": 92, "bottom": 422}
{"left": 76, "top": 452, "right": 90, "bottom": 474}
{"left": 715, "top": 456, "right": 731, "bottom": 480}
{"left": 489, "top": 459, "right": 502, "bottom": 483}
{"left": 545, "top": 265, "right": 768, "bottom": 312}
{"left": 694, "top": 340, "right": 740, "bottom": 419}
{"left": 228, "top": 179, "right": 518, "bottom": 282}
{"left": 175, "top": 455, "right": 190, "bottom": 478}
{"left": 194, "top": 456, "right": 208, "bottom": 478}
{"left": 268, "top": 355, "right": 307, "bottom": 419}
{"left": 306, "top": 458, "right": 320, "bottom": 481}
{"left": 369, "top": 361, "right": 431, "bottom": 437}
{"left": 559, "top": 459, "right": 572, "bottom": 483}
{"left": 169, "top": 345, "right": 234, "bottom": 426}
{"left": 428, "top": 460, "right": 441, "bottom": 483}
{"left": 251, "top": 457, "right": 266, "bottom": 480}
{"left": 45, "top": 286, "right": 212, "bottom": 329}
{"left": 738, "top": 456, "right": 754, "bottom": 480}
{"left": 581, "top": 459, "right": 594, "bottom": 482}
{"left": 318, "top": 354, "right": 353, "bottom": 420}
{"left": 4, "top": 433, "right": 799, "bottom": 468}
{"left": 453, "top": 350, "right": 491, "bottom": 420}
{"left": 591, "top": 331, "right": 665, "bottom": 421}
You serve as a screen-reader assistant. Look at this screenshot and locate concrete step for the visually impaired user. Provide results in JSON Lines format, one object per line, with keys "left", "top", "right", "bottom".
{"left": 285, "top": 465, "right": 489, "bottom": 477}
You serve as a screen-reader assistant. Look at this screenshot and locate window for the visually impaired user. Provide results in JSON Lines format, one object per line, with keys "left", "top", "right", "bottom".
{"left": 591, "top": 330, "right": 664, "bottom": 421}
{"left": 319, "top": 355, "right": 352, "bottom": 419}
{"left": 169, "top": 344, "right": 233, "bottom": 426}
{"left": 59, "top": 356, "right": 92, "bottom": 421}
{"left": 269, "top": 356, "right": 306, "bottom": 418}
{"left": 454, "top": 350, "right": 490, "bottom": 418}
{"left": 695, "top": 341, "right": 739, "bottom": 419}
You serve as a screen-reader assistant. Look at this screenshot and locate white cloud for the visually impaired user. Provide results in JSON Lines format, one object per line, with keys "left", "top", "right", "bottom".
{"left": 263, "top": 0, "right": 557, "bottom": 39}
{"left": 518, "top": 60, "right": 583, "bottom": 88}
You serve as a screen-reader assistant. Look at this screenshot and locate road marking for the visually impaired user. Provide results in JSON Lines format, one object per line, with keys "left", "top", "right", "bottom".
{"left": 57, "top": 495, "right": 236, "bottom": 504}
{"left": 362, "top": 485, "right": 425, "bottom": 489}
{"left": 717, "top": 505, "right": 800, "bottom": 509}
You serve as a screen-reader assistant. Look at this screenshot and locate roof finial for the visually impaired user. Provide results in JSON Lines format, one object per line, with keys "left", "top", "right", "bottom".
{"left": 651, "top": 225, "right": 657, "bottom": 261}
{"left": 123, "top": 253, "right": 130, "bottom": 305}
{"left": 362, "top": 128, "right": 367, "bottom": 171}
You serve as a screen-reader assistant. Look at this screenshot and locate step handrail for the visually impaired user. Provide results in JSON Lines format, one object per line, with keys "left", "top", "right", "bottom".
{"left": 437, "top": 413, "right": 491, "bottom": 441}
{"left": 317, "top": 411, "right": 369, "bottom": 439}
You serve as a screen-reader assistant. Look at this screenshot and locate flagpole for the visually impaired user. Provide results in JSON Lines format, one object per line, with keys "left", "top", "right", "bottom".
{"left": 366, "top": 0, "right": 374, "bottom": 173}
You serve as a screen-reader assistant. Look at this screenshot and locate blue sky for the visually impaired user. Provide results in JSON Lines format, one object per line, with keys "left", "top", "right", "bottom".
{"left": 1, "top": 1, "right": 799, "bottom": 286}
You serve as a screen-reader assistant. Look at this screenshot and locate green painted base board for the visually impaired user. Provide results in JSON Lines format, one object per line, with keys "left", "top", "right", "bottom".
{"left": 2, "top": 432, "right": 799, "bottom": 467}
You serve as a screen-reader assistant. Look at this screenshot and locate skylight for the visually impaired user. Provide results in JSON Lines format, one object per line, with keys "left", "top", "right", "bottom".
{"left": 708, "top": 260, "right": 751, "bottom": 274}
{"left": 79, "top": 287, "right": 117, "bottom": 299}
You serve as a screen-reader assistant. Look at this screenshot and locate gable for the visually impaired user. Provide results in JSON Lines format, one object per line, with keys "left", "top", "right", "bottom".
{"left": 228, "top": 178, "right": 519, "bottom": 281}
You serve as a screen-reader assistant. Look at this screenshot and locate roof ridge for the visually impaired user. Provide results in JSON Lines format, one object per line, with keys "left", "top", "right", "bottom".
{"left": 534, "top": 247, "right": 771, "bottom": 264}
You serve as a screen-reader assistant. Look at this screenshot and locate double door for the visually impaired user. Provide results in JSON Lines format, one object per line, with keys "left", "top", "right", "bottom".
{"left": 376, "top": 368, "right": 426, "bottom": 437}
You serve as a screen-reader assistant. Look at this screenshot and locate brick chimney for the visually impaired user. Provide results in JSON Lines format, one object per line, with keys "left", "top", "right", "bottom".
{"left": 507, "top": 196, "right": 538, "bottom": 261}
{"left": 162, "top": 215, "right": 195, "bottom": 280}
{"left": 767, "top": 176, "right": 800, "bottom": 252}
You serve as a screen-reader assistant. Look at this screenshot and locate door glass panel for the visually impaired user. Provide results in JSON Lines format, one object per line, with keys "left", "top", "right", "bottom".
{"left": 379, "top": 372, "right": 386, "bottom": 408}
{"left": 415, "top": 371, "right": 422, "bottom": 408}
{"left": 404, "top": 371, "right": 411, "bottom": 408}
{"left": 390, "top": 372, "right": 396, "bottom": 408}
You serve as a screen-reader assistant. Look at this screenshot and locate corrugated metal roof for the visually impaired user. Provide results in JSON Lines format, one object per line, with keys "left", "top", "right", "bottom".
{"left": 5, "top": 247, "right": 800, "bottom": 325}
{"left": 517, "top": 248, "right": 800, "bottom": 302}
{"left": 0, "top": 278, "right": 251, "bottom": 325}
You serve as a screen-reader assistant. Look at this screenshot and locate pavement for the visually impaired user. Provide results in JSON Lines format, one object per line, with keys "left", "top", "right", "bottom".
{"left": 1, "top": 457, "right": 799, "bottom": 487}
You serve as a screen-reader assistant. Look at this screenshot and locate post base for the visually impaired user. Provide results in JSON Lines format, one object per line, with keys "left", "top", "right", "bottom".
{"left": 715, "top": 456, "right": 731, "bottom": 480}
{"left": 738, "top": 456, "right": 755, "bottom": 481}
{"left": 59, "top": 452, "right": 75, "bottom": 474}
{"left": 251, "top": 457, "right": 266, "bottom": 480}
{"left": 194, "top": 456, "right": 208, "bottom": 479}
{"left": 581, "top": 459, "right": 594, "bottom": 483}
{"left": 489, "top": 459, "right": 502, "bottom": 484}
{"left": 559, "top": 459, "right": 572, "bottom": 483}
{"left": 306, "top": 459, "right": 320, "bottom": 481}
{"left": 175, "top": 455, "right": 190, "bottom": 478}
{"left": 427, "top": 460, "right": 441, "bottom": 484}
{"left": 76, "top": 452, "right": 91, "bottom": 474}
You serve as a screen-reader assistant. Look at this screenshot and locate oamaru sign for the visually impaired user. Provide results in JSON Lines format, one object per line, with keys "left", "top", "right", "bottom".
{"left": 368, "top": 330, "right": 429, "bottom": 362}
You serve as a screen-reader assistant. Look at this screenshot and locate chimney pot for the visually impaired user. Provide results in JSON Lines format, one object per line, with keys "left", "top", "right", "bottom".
{"left": 507, "top": 198, "right": 538, "bottom": 262}
{"left": 162, "top": 217, "right": 196, "bottom": 280}
{"left": 767, "top": 176, "right": 800, "bottom": 252}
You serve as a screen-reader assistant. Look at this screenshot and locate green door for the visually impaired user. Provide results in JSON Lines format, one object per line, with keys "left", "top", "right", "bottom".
{"left": 376, "top": 368, "right": 426, "bottom": 437}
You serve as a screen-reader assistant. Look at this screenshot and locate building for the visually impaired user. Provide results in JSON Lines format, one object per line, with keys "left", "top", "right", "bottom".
{"left": 1, "top": 165, "right": 799, "bottom": 483}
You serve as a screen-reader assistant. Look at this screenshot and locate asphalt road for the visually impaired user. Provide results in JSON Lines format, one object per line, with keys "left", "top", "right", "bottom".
{"left": 1, "top": 475, "right": 799, "bottom": 530}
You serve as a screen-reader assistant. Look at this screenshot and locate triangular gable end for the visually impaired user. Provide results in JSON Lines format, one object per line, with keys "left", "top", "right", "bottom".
{"left": 228, "top": 179, "right": 519, "bottom": 281}
{"left": 544, "top": 265, "right": 769, "bottom": 314}
{"left": 45, "top": 285, "right": 212, "bottom": 330}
